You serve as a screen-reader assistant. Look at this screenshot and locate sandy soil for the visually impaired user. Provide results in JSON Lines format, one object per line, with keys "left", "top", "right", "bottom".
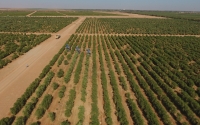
{"left": 0, "top": 17, "right": 85, "bottom": 119}
{"left": 103, "top": 37, "right": 134, "bottom": 125}
{"left": 100, "top": 38, "right": 120, "bottom": 125}
{"left": 83, "top": 55, "right": 92, "bottom": 125}
{"left": 96, "top": 39, "right": 106, "bottom": 125}
{"left": 109, "top": 40, "right": 149, "bottom": 124}
{"left": 95, "top": 11, "right": 165, "bottom": 18}
{"left": 74, "top": 61, "right": 86, "bottom": 123}
{"left": 70, "top": 54, "right": 85, "bottom": 125}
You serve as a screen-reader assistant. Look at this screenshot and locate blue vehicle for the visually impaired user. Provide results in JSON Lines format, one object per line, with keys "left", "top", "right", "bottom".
{"left": 86, "top": 48, "right": 91, "bottom": 55}
{"left": 75, "top": 46, "right": 80, "bottom": 53}
{"left": 66, "top": 44, "right": 70, "bottom": 51}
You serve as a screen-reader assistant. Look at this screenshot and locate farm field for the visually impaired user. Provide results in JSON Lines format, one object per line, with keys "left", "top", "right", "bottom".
{"left": 124, "top": 10, "right": 200, "bottom": 21}
{"left": 0, "top": 10, "right": 200, "bottom": 125}
{"left": 0, "top": 10, "right": 33, "bottom": 16}
{"left": 1, "top": 34, "right": 200, "bottom": 125}
{"left": 76, "top": 18, "right": 200, "bottom": 35}
{"left": 0, "top": 33, "right": 51, "bottom": 68}
{"left": 0, "top": 17, "right": 78, "bottom": 33}
{"left": 0, "top": 17, "right": 84, "bottom": 120}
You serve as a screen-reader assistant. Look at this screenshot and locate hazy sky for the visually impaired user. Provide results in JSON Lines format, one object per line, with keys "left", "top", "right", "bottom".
{"left": 0, "top": 0, "right": 200, "bottom": 11}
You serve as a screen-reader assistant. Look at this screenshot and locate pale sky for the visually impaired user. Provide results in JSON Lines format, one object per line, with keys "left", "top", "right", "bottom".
{"left": 0, "top": 0, "right": 200, "bottom": 11}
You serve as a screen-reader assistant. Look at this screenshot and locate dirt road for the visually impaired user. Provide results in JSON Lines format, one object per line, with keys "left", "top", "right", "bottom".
{"left": 0, "top": 17, "right": 85, "bottom": 119}
{"left": 26, "top": 11, "right": 37, "bottom": 17}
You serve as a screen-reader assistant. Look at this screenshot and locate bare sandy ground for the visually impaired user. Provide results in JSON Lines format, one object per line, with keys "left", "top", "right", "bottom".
{"left": 0, "top": 17, "right": 85, "bottom": 119}
{"left": 95, "top": 11, "right": 165, "bottom": 18}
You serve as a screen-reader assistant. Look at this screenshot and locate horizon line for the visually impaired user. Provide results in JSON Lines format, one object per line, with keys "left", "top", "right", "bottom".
{"left": 0, "top": 8, "right": 200, "bottom": 12}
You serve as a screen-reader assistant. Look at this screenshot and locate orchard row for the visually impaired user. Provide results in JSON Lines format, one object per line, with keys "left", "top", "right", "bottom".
{"left": 0, "top": 17, "right": 77, "bottom": 33}
{"left": 76, "top": 18, "right": 200, "bottom": 35}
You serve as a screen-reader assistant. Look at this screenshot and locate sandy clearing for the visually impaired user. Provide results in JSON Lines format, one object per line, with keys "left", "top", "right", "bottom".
{"left": 95, "top": 11, "right": 165, "bottom": 19}
{"left": 0, "top": 17, "right": 85, "bottom": 119}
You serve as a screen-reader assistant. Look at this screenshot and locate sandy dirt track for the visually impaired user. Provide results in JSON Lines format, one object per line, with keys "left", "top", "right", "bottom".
{"left": 0, "top": 17, "right": 85, "bottom": 119}
{"left": 26, "top": 11, "right": 37, "bottom": 17}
